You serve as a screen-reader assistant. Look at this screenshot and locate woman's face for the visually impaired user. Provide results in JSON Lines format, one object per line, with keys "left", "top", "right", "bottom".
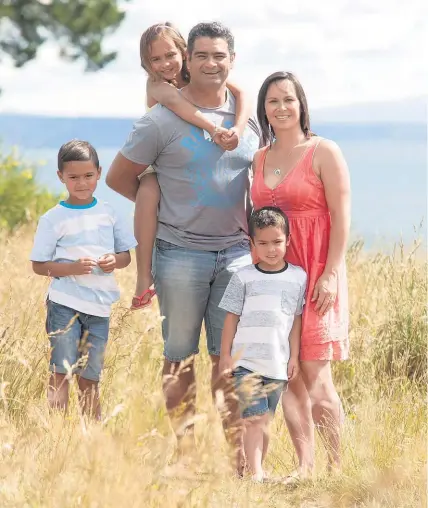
{"left": 148, "top": 36, "right": 183, "bottom": 81}
{"left": 264, "top": 79, "right": 301, "bottom": 134}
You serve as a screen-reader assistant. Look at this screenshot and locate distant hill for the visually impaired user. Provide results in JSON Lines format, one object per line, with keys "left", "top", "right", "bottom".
{"left": 0, "top": 96, "right": 426, "bottom": 149}
{"left": 311, "top": 96, "right": 427, "bottom": 124}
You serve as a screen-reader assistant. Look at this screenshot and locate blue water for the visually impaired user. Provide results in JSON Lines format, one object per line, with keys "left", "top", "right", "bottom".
{"left": 2, "top": 121, "right": 426, "bottom": 249}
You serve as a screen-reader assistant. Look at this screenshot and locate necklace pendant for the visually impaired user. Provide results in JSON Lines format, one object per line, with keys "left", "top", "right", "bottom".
{"left": 274, "top": 168, "right": 281, "bottom": 176}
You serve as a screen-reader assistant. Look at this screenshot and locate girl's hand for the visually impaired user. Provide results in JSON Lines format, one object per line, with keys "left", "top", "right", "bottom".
{"left": 212, "top": 127, "right": 239, "bottom": 151}
{"left": 220, "top": 127, "right": 240, "bottom": 151}
{"left": 312, "top": 270, "right": 338, "bottom": 316}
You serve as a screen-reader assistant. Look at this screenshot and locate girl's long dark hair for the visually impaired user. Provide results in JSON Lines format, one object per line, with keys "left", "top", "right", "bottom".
{"left": 257, "top": 71, "right": 313, "bottom": 146}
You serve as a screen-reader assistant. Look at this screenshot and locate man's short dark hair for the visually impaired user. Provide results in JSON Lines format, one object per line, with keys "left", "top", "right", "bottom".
{"left": 249, "top": 206, "right": 290, "bottom": 239}
{"left": 58, "top": 140, "right": 100, "bottom": 172}
{"left": 187, "top": 21, "right": 234, "bottom": 57}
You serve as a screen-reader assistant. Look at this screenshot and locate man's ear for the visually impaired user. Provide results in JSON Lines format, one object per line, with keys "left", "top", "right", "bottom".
{"left": 57, "top": 170, "right": 64, "bottom": 183}
{"left": 230, "top": 52, "right": 235, "bottom": 68}
{"left": 97, "top": 166, "right": 102, "bottom": 180}
{"left": 286, "top": 234, "right": 291, "bottom": 246}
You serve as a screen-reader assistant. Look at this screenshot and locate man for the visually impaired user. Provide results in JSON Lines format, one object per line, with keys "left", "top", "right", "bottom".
{"left": 106, "top": 21, "right": 260, "bottom": 462}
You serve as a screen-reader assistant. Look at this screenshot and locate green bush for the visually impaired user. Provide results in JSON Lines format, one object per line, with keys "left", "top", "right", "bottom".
{"left": 0, "top": 148, "right": 61, "bottom": 231}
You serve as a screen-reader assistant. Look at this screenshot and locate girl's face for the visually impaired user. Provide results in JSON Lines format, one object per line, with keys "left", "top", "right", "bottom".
{"left": 149, "top": 36, "right": 183, "bottom": 81}
{"left": 264, "top": 79, "right": 301, "bottom": 134}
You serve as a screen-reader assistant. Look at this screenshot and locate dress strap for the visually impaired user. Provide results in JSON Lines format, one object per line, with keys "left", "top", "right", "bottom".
{"left": 254, "top": 145, "right": 270, "bottom": 176}
{"left": 310, "top": 136, "right": 324, "bottom": 164}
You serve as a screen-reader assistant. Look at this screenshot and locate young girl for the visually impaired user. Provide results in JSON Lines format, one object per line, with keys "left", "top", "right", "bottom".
{"left": 131, "top": 22, "right": 252, "bottom": 309}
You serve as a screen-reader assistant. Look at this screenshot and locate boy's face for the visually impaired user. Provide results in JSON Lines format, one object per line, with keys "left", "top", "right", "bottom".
{"left": 58, "top": 161, "right": 101, "bottom": 204}
{"left": 252, "top": 226, "right": 289, "bottom": 268}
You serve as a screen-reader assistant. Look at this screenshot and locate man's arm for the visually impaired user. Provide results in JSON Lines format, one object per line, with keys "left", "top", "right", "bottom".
{"left": 106, "top": 153, "right": 150, "bottom": 203}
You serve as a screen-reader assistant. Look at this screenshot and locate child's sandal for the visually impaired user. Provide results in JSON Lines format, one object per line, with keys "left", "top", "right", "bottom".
{"left": 131, "top": 288, "right": 156, "bottom": 310}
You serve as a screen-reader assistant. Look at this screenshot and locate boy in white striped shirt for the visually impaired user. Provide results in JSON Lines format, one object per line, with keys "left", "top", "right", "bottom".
{"left": 30, "top": 140, "right": 136, "bottom": 418}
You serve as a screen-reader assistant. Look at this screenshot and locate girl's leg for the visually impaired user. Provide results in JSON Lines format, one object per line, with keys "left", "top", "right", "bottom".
{"left": 281, "top": 374, "right": 315, "bottom": 474}
{"left": 133, "top": 172, "right": 160, "bottom": 306}
{"left": 48, "top": 373, "right": 69, "bottom": 411}
{"left": 243, "top": 412, "right": 270, "bottom": 481}
{"left": 300, "top": 360, "right": 342, "bottom": 470}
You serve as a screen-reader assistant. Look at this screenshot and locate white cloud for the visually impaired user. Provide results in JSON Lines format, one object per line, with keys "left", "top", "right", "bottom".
{"left": 0, "top": 0, "right": 426, "bottom": 117}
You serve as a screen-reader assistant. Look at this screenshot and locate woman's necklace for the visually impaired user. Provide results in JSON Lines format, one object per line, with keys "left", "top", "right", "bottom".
{"left": 272, "top": 140, "right": 303, "bottom": 176}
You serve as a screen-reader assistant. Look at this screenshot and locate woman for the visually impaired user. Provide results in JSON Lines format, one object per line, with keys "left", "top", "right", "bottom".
{"left": 251, "top": 71, "right": 351, "bottom": 480}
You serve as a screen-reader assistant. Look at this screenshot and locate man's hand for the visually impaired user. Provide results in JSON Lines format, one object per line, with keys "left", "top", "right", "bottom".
{"left": 72, "top": 257, "right": 98, "bottom": 275}
{"left": 287, "top": 356, "right": 300, "bottom": 382}
{"left": 98, "top": 254, "right": 117, "bottom": 274}
{"left": 219, "top": 354, "right": 235, "bottom": 377}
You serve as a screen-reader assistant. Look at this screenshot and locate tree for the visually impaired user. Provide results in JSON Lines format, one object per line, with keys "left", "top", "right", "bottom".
{"left": 0, "top": 0, "right": 128, "bottom": 72}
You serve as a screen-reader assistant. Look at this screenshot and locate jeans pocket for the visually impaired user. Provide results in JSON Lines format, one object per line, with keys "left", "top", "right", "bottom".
{"left": 155, "top": 238, "right": 180, "bottom": 251}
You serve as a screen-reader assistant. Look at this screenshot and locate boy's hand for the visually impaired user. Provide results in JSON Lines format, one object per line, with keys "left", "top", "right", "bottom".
{"left": 287, "top": 356, "right": 300, "bottom": 382}
{"left": 73, "top": 257, "right": 98, "bottom": 275}
{"left": 219, "top": 355, "right": 235, "bottom": 377}
{"left": 98, "top": 254, "right": 117, "bottom": 273}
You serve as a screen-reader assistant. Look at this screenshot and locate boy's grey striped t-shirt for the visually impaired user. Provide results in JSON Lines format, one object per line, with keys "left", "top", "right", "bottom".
{"left": 219, "top": 263, "right": 307, "bottom": 380}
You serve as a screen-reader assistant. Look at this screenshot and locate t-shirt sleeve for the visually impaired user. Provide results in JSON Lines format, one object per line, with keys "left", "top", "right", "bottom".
{"left": 219, "top": 272, "right": 245, "bottom": 315}
{"left": 112, "top": 211, "right": 138, "bottom": 253}
{"left": 30, "top": 216, "right": 58, "bottom": 262}
{"left": 296, "top": 272, "right": 307, "bottom": 316}
{"left": 120, "top": 114, "right": 163, "bottom": 166}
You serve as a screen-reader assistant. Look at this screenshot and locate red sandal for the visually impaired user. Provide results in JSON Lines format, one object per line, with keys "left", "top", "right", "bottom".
{"left": 131, "top": 288, "right": 156, "bottom": 310}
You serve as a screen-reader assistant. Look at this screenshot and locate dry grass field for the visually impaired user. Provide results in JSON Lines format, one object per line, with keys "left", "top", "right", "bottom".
{"left": 0, "top": 227, "right": 426, "bottom": 507}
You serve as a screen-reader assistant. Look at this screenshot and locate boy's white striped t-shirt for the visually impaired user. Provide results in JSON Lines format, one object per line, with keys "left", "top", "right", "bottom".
{"left": 30, "top": 199, "right": 137, "bottom": 317}
{"left": 219, "top": 263, "right": 307, "bottom": 381}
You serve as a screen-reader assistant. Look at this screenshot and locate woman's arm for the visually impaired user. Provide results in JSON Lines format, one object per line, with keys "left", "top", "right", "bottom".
{"left": 225, "top": 80, "right": 252, "bottom": 136}
{"left": 147, "top": 79, "right": 221, "bottom": 137}
{"left": 312, "top": 140, "right": 351, "bottom": 314}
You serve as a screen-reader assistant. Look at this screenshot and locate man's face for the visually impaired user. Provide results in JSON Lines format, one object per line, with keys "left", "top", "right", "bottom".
{"left": 187, "top": 37, "right": 234, "bottom": 88}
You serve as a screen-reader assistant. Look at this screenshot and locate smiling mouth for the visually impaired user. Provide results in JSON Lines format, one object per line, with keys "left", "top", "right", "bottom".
{"left": 276, "top": 115, "right": 291, "bottom": 120}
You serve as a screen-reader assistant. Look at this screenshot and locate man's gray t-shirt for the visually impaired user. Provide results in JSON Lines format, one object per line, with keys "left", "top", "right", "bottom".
{"left": 120, "top": 91, "right": 261, "bottom": 251}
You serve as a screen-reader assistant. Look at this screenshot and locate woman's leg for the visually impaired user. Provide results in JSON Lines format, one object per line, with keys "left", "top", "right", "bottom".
{"left": 300, "top": 360, "right": 343, "bottom": 470}
{"left": 281, "top": 374, "right": 315, "bottom": 474}
{"left": 133, "top": 172, "right": 160, "bottom": 306}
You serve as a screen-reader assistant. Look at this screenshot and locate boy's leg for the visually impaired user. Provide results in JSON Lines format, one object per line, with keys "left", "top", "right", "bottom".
{"left": 48, "top": 373, "right": 69, "bottom": 411}
{"left": 77, "top": 378, "right": 101, "bottom": 420}
{"left": 78, "top": 314, "right": 109, "bottom": 420}
{"left": 46, "top": 301, "right": 80, "bottom": 412}
{"left": 133, "top": 172, "right": 160, "bottom": 307}
{"left": 244, "top": 413, "right": 270, "bottom": 481}
{"left": 153, "top": 239, "right": 216, "bottom": 454}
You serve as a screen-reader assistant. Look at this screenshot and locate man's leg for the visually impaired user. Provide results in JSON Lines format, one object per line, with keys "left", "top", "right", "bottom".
{"left": 205, "top": 240, "right": 252, "bottom": 469}
{"left": 153, "top": 239, "right": 216, "bottom": 452}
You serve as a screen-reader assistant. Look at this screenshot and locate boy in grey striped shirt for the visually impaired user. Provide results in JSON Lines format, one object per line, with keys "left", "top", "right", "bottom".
{"left": 219, "top": 206, "right": 307, "bottom": 481}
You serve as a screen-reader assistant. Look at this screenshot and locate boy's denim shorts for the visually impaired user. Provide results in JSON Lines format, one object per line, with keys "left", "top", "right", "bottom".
{"left": 46, "top": 300, "right": 110, "bottom": 382}
{"left": 233, "top": 366, "right": 286, "bottom": 419}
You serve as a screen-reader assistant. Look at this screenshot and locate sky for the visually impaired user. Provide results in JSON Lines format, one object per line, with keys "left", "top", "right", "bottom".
{"left": 0, "top": 0, "right": 426, "bottom": 118}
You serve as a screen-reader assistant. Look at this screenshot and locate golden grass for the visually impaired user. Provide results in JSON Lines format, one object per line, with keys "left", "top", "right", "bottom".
{"left": 0, "top": 227, "right": 426, "bottom": 507}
